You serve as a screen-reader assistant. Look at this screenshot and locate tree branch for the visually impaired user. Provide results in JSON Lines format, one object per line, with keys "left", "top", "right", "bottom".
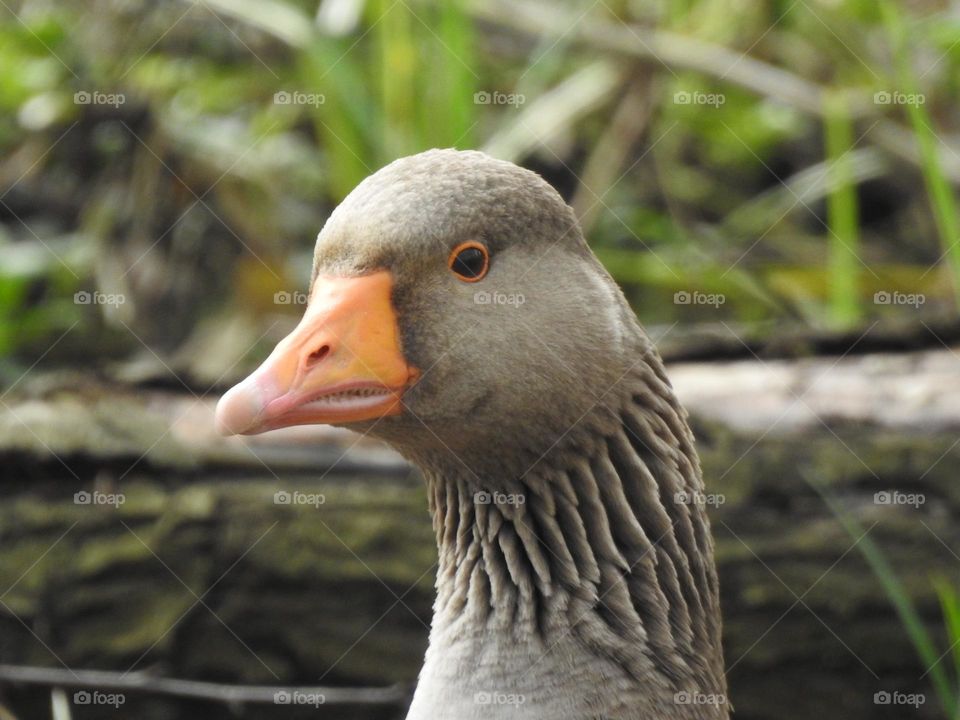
{"left": 0, "top": 664, "right": 409, "bottom": 706}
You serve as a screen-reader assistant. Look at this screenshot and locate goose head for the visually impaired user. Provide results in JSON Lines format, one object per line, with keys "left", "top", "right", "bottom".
{"left": 216, "top": 149, "right": 632, "bottom": 473}
{"left": 216, "top": 149, "right": 727, "bottom": 720}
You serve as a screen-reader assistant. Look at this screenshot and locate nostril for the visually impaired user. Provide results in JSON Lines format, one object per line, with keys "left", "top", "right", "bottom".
{"left": 305, "top": 345, "right": 330, "bottom": 369}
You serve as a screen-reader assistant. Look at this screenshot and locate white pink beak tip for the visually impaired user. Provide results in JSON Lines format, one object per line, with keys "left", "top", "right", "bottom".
{"left": 214, "top": 377, "right": 267, "bottom": 436}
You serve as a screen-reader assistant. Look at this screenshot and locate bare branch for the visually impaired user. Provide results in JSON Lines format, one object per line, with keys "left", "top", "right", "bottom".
{"left": 0, "top": 664, "right": 409, "bottom": 706}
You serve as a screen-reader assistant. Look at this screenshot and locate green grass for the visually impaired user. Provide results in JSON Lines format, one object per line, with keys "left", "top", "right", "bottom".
{"left": 4, "top": 0, "right": 960, "bottom": 359}
{"left": 880, "top": 0, "right": 960, "bottom": 310}
{"left": 815, "top": 482, "right": 957, "bottom": 718}
{"left": 935, "top": 578, "right": 960, "bottom": 716}
{"left": 823, "top": 90, "right": 862, "bottom": 328}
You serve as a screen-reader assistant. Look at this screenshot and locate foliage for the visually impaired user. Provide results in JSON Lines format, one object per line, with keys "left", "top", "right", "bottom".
{"left": 1, "top": 0, "right": 959, "bottom": 370}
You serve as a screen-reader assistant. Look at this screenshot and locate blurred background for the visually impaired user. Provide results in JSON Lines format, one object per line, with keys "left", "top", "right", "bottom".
{"left": 0, "top": 0, "right": 959, "bottom": 718}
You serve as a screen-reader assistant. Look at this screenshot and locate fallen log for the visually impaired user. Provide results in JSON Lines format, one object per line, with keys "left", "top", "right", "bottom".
{"left": 1, "top": 347, "right": 957, "bottom": 720}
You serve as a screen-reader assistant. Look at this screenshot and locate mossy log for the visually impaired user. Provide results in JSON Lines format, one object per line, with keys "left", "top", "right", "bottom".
{"left": 1, "top": 349, "right": 958, "bottom": 719}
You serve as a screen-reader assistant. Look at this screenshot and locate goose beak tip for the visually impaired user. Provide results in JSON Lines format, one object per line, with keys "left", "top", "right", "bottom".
{"left": 214, "top": 379, "right": 262, "bottom": 437}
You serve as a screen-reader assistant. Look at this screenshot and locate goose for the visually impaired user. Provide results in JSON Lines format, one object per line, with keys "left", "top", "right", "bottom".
{"left": 215, "top": 149, "right": 728, "bottom": 719}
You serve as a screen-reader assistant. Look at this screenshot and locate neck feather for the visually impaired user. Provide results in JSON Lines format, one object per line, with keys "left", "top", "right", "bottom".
{"left": 420, "top": 347, "right": 725, "bottom": 695}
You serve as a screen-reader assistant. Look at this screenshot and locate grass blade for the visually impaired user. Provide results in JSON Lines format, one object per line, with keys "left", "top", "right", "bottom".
{"left": 880, "top": 0, "right": 960, "bottom": 310}
{"left": 813, "top": 481, "right": 956, "bottom": 717}
{"left": 823, "top": 89, "right": 861, "bottom": 327}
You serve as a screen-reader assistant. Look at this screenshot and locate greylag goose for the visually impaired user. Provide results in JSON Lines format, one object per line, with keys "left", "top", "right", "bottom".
{"left": 216, "top": 149, "right": 728, "bottom": 719}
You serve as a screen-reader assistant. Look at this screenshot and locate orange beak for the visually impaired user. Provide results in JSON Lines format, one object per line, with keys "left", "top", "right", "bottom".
{"left": 215, "top": 271, "right": 418, "bottom": 436}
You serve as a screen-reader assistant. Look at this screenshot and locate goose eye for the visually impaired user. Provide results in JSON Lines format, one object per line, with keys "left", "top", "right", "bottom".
{"left": 448, "top": 241, "right": 489, "bottom": 282}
